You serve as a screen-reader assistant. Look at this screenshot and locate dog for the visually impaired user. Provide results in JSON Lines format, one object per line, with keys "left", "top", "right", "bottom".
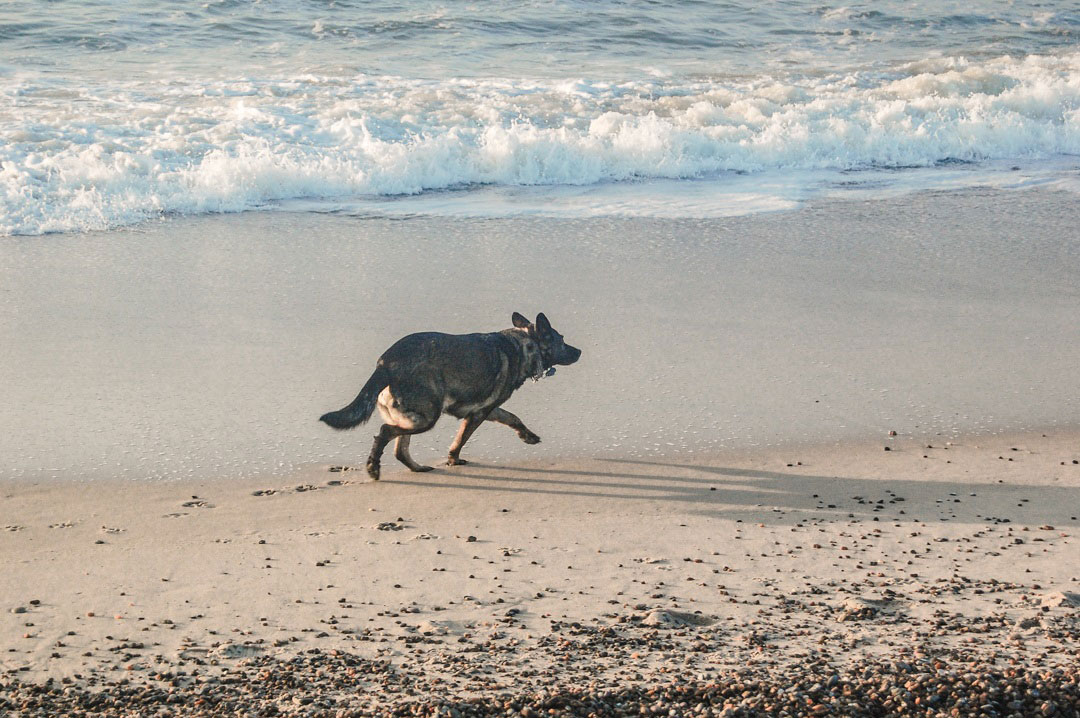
{"left": 319, "top": 312, "right": 581, "bottom": 479}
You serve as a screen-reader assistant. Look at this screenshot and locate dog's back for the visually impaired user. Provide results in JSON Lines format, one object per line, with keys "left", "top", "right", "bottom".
{"left": 378, "top": 331, "right": 525, "bottom": 415}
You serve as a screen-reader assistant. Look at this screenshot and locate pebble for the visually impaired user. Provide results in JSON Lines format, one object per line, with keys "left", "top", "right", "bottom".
{"left": 2, "top": 652, "right": 1077, "bottom": 718}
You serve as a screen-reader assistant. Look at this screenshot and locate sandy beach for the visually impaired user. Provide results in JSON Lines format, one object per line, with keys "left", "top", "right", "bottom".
{"left": 2, "top": 432, "right": 1079, "bottom": 715}
{"left": 6, "top": 1, "right": 1080, "bottom": 713}
{"left": 3, "top": 189, "right": 1080, "bottom": 715}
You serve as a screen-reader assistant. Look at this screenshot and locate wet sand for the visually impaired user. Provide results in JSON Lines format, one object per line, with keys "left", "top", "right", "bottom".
{"left": 2, "top": 188, "right": 1079, "bottom": 481}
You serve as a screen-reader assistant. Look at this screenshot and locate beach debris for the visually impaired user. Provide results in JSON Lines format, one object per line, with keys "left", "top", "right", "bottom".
{"left": 1040, "top": 591, "right": 1080, "bottom": 608}
{"left": 6, "top": 656, "right": 1077, "bottom": 718}
{"left": 1015, "top": 615, "right": 1042, "bottom": 630}
{"left": 835, "top": 596, "right": 895, "bottom": 622}
{"left": 641, "top": 610, "right": 714, "bottom": 628}
{"left": 415, "top": 621, "right": 449, "bottom": 636}
{"left": 209, "top": 641, "right": 265, "bottom": 659}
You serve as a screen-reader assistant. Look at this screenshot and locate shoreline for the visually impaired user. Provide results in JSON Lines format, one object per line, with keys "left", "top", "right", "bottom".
{"left": 5, "top": 420, "right": 1078, "bottom": 488}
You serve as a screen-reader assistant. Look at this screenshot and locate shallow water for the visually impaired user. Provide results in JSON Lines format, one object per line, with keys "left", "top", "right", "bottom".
{"left": 2, "top": 2, "right": 1080, "bottom": 234}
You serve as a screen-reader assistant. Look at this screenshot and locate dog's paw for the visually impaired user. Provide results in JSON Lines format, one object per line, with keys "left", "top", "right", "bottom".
{"left": 366, "top": 461, "right": 381, "bottom": 481}
{"left": 446, "top": 457, "right": 469, "bottom": 466}
{"left": 519, "top": 431, "right": 541, "bottom": 445}
{"left": 411, "top": 465, "right": 435, "bottom": 473}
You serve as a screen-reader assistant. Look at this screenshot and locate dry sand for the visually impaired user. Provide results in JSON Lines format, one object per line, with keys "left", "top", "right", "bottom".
{"left": 3, "top": 431, "right": 1079, "bottom": 715}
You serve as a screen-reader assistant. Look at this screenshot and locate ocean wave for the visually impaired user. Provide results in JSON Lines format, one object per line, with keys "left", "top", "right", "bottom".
{"left": 2, "top": 52, "right": 1079, "bottom": 234}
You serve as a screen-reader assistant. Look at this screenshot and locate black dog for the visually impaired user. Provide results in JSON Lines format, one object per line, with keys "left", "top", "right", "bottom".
{"left": 320, "top": 313, "right": 580, "bottom": 479}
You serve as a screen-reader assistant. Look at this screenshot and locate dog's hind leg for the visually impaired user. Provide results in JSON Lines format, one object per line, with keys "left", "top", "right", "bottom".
{"left": 446, "top": 414, "right": 488, "bottom": 466}
{"left": 371, "top": 383, "right": 440, "bottom": 479}
{"left": 487, "top": 407, "right": 540, "bottom": 445}
{"left": 367, "top": 424, "right": 404, "bottom": 480}
{"left": 394, "top": 435, "right": 434, "bottom": 473}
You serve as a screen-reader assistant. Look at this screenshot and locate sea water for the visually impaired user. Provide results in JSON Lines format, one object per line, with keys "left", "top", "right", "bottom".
{"left": 2, "top": 1, "right": 1080, "bottom": 235}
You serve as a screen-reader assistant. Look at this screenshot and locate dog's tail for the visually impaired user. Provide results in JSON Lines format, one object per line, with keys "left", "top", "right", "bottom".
{"left": 319, "top": 365, "right": 389, "bottom": 430}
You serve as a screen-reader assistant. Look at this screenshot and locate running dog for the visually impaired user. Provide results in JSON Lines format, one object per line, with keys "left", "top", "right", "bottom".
{"left": 319, "top": 312, "right": 581, "bottom": 479}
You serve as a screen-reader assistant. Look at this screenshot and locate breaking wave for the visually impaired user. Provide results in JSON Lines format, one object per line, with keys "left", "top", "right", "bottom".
{"left": 2, "top": 52, "right": 1080, "bottom": 234}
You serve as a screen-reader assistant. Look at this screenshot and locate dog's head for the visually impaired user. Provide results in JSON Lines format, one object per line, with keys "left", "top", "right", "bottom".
{"left": 512, "top": 312, "right": 581, "bottom": 368}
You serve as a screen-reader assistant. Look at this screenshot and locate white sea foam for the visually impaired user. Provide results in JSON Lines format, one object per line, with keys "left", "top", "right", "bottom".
{"left": 2, "top": 53, "right": 1079, "bottom": 234}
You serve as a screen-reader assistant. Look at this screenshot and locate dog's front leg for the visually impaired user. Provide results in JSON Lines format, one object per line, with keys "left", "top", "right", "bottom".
{"left": 446, "top": 414, "right": 486, "bottom": 466}
{"left": 487, "top": 407, "right": 540, "bottom": 444}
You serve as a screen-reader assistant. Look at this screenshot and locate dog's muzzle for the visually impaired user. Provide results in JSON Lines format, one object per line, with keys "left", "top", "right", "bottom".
{"left": 557, "top": 345, "right": 581, "bottom": 365}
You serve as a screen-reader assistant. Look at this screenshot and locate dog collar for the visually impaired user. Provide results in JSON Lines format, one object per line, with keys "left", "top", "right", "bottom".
{"left": 526, "top": 336, "right": 553, "bottom": 381}
{"left": 531, "top": 365, "right": 556, "bottom": 382}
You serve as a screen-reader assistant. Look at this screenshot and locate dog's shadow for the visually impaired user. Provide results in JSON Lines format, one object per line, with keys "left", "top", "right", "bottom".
{"left": 379, "top": 458, "right": 1080, "bottom": 525}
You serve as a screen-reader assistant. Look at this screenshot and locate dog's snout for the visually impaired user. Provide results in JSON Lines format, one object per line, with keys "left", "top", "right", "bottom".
{"left": 562, "top": 345, "right": 582, "bottom": 365}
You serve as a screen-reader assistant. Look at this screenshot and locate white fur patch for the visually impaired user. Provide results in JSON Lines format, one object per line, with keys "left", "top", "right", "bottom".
{"left": 377, "top": 387, "right": 416, "bottom": 430}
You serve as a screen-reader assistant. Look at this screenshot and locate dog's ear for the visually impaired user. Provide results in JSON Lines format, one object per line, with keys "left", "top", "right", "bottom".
{"left": 512, "top": 312, "right": 531, "bottom": 329}
{"left": 535, "top": 313, "right": 552, "bottom": 336}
